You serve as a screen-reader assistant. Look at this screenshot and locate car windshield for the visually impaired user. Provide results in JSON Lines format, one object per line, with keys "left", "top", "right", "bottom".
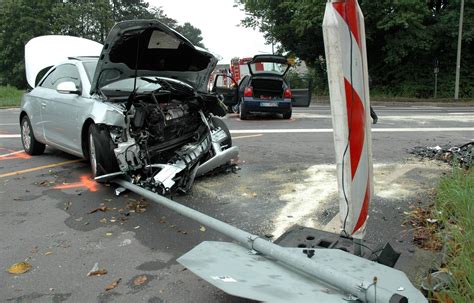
{"left": 83, "top": 61, "right": 98, "bottom": 82}
{"left": 101, "top": 78, "right": 162, "bottom": 94}
{"left": 249, "top": 62, "right": 289, "bottom": 76}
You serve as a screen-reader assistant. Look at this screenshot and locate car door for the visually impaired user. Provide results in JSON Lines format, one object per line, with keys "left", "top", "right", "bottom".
{"left": 211, "top": 74, "right": 238, "bottom": 107}
{"left": 286, "top": 76, "right": 312, "bottom": 107}
{"left": 39, "top": 63, "right": 84, "bottom": 154}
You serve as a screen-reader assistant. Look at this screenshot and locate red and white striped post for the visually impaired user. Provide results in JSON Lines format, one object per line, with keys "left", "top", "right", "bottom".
{"left": 323, "top": 0, "right": 373, "bottom": 242}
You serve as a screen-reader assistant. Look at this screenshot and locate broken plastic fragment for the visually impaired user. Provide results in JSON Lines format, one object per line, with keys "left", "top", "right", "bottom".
{"left": 115, "top": 187, "right": 126, "bottom": 196}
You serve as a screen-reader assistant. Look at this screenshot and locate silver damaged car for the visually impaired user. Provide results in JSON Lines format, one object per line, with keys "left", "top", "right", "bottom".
{"left": 20, "top": 20, "right": 239, "bottom": 194}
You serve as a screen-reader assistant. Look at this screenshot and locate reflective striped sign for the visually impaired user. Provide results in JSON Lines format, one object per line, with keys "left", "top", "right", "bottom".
{"left": 323, "top": 0, "right": 373, "bottom": 239}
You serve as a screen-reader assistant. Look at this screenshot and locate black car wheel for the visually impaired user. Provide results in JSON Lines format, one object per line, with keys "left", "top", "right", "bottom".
{"left": 282, "top": 111, "right": 292, "bottom": 119}
{"left": 88, "top": 124, "right": 119, "bottom": 179}
{"left": 21, "top": 115, "right": 45, "bottom": 155}
{"left": 211, "top": 116, "right": 232, "bottom": 147}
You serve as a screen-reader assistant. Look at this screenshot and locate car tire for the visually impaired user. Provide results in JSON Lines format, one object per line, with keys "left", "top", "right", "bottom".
{"left": 282, "top": 111, "right": 292, "bottom": 119}
{"left": 21, "top": 115, "right": 45, "bottom": 155}
{"left": 239, "top": 102, "right": 248, "bottom": 120}
{"left": 211, "top": 116, "right": 232, "bottom": 147}
{"left": 88, "top": 124, "right": 120, "bottom": 180}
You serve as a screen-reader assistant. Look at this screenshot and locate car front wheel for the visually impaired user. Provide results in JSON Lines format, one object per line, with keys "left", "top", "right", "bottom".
{"left": 282, "top": 111, "right": 292, "bottom": 119}
{"left": 88, "top": 124, "right": 119, "bottom": 179}
{"left": 21, "top": 115, "right": 45, "bottom": 155}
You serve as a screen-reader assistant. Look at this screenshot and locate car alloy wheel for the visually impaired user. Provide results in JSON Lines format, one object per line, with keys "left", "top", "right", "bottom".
{"left": 21, "top": 119, "right": 31, "bottom": 151}
{"left": 89, "top": 132, "right": 97, "bottom": 177}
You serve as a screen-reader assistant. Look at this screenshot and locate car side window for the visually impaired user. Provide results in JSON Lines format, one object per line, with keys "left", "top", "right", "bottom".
{"left": 39, "top": 64, "right": 81, "bottom": 90}
{"left": 238, "top": 75, "right": 250, "bottom": 92}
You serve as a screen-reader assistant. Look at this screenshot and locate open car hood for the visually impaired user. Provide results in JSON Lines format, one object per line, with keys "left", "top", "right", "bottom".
{"left": 247, "top": 54, "right": 290, "bottom": 77}
{"left": 25, "top": 35, "right": 103, "bottom": 88}
{"left": 91, "top": 20, "right": 217, "bottom": 95}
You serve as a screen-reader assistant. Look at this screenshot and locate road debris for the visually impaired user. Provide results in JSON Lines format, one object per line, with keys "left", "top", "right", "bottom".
{"left": 44, "top": 251, "right": 53, "bottom": 256}
{"left": 421, "top": 270, "right": 454, "bottom": 293}
{"left": 410, "top": 141, "right": 473, "bottom": 169}
{"left": 404, "top": 207, "right": 442, "bottom": 251}
{"left": 89, "top": 205, "right": 109, "bottom": 214}
{"left": 105, "top": 278, "right": 121, "bottom": 291}
{"left": 87, "top": 263, "right": 108, "bottom": 276}
{"left": 115, "top": 187, "right": 126, "bottom": 196}
{"left": 127, "top": 199, "right": 148, "bottom": 213}
{"left": 30, "top": 246, "right": 38, "bottom": 254}
{"left": 199, "top": 226, "right": 206, "bottom": 232}
{"left": 7, "top": 261, "right": 32, "bottom": 274}
{"left": 119, "top": 239, "right": 132, "bottom": 247}
{"left": 133, "top": 275, "right": 148, "bottom": 286}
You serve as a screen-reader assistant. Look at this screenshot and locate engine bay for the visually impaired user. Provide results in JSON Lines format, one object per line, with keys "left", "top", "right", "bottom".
{"left": 102, "top": 79, "right": 236, "bottom": 195}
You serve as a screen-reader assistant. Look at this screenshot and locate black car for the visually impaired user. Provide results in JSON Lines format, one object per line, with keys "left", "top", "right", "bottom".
{"left": 212, "top": 55, "right": 311, "bottom": 119}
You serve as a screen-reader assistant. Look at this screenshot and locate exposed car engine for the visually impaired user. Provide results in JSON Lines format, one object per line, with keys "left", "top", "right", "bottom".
{"left": 102, "top": 78, "right": 237, "bottom": 195}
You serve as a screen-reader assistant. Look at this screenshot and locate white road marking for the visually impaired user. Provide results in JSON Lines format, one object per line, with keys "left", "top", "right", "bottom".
{"left": 0, "top": 134, "right": 21, "bottom": 138}
{"left": 0, "top": 150, "right": 23, "bottom": 157}
{"left": 230, "top": 127, "right": 474, "bottom": 134}
{"left": 1, "top": 127, "right": 472, "bottom": 139}
{"left": 0, "top": 123, "right": 18, "bottom": 125}
{"left": 232, "top": 134, "right": 263, "bottom": 140}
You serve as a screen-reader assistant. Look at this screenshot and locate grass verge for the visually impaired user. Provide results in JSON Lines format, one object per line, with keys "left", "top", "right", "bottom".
{"left": 433, "top": 168, "right": 473, "bottom": 302}
{"left": 0, "top": 85, "right": 23, "bottom": 107}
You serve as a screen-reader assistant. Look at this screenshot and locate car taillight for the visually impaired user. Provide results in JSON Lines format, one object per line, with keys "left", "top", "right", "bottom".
{"left": 244, "top": 86, "right": 253, "bottom": 97}
{"left": 284, "top": 88, "right": 292, "bottom": 99}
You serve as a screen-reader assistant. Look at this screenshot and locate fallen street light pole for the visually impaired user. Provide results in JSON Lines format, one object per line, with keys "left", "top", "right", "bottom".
{"left": 114, "top": 178, "right": 426, "bottom": 303}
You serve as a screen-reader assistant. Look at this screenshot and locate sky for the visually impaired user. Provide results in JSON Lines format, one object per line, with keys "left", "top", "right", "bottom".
{"left": 147, "top": 0, "right": 273, "bottom": 64}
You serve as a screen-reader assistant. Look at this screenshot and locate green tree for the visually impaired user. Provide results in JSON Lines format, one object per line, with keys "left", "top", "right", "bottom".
{"left": 0, "top": 0, "right": 207, "bottom": 88}
{"left": 149, "top": 8, "right": 205, "bottom": 47}
{"left": 0, "top": 0, "right": 57, "bottom": 87}
{"left": 176, "top": 22, "right": 205, "bottom": 47}
{"left": 237, "top": 0, "right": 474, "bottom": 98}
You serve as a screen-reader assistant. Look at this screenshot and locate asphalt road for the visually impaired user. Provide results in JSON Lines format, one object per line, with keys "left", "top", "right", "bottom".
{"left": 0, "top": 104, "right": 473, "bottom": 302}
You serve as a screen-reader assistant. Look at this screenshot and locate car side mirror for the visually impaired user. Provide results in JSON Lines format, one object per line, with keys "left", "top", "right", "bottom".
{"left": 56, "top": 81, "right": 80, "bottom": 95}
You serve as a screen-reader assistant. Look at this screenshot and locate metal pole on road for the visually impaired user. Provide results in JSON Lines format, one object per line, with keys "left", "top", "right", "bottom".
{"left": 454, "top": 0, "right": 464, "bottom": 100}
{"left": 114, "top": 178, "right": 412, "bottom": 303}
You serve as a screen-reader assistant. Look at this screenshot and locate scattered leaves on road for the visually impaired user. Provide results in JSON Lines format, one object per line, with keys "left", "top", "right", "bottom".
{"left": 404, "top": 206, "right": 443, "bottom": 251}
{"left": 127, "top": 199, "right": 148, "bottom": 213}
{"left": 44, "top": 251, "right": 52, "bottom": 256}
{"left": 88, "top": 269, "right": 108, "bottom": 276}
{"left": 133, "top": 275, "right": 147, "bottom": 286}
{"left": 89, "top": 206, "right": 109, "bottom": 214}
{"left": 87, "top": 262, "right": 107, "bottom": 276}
{"left": 105, "top": 278, "right": 121, "bottom": 291}
{"left": 7, "top": 262, "right": 32, "bottom": 274}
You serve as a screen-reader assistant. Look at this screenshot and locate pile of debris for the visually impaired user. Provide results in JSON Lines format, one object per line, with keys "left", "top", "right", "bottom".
{"left": 410, "top": 141, "right": 473, "bottom": 169}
